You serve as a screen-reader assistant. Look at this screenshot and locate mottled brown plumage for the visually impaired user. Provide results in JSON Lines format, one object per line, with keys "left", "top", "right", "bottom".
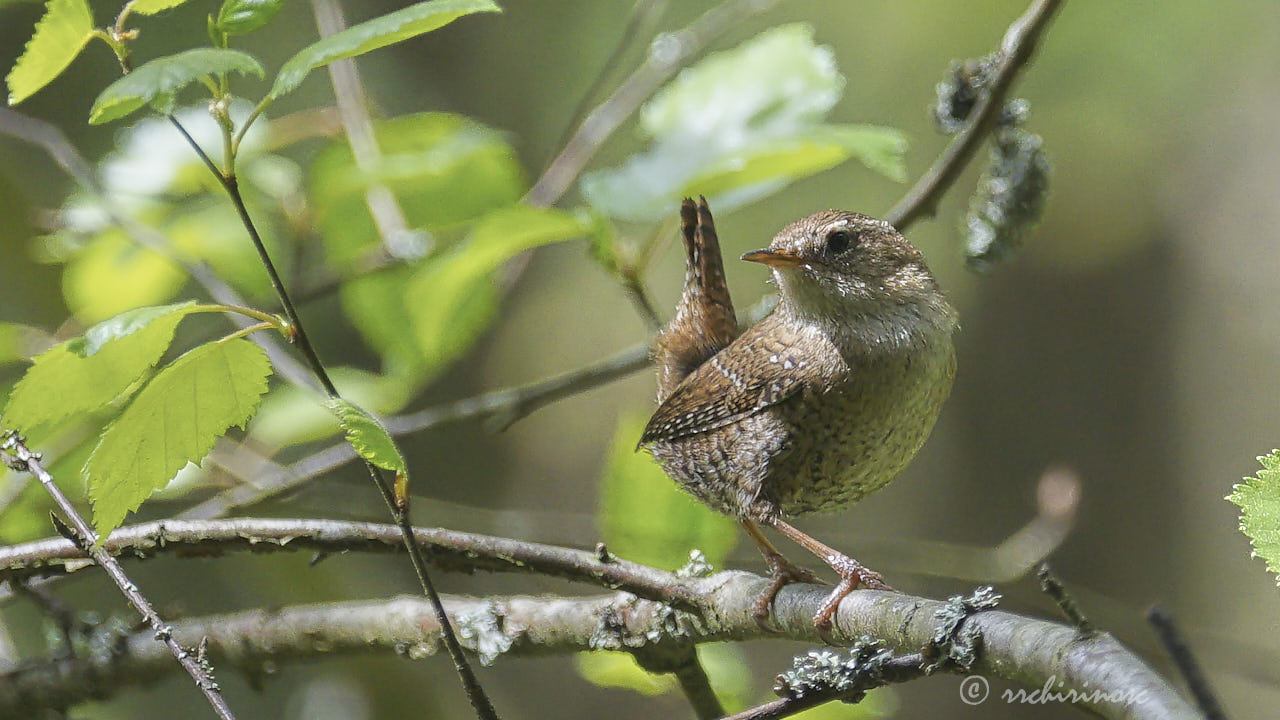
{"left": 641, "top": 199, "right": 957, "bottom": 637}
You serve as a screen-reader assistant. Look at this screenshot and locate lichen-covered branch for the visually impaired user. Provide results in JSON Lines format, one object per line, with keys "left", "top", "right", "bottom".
{"left": 0, "top": 575, "right": 1199, "bottom": 719}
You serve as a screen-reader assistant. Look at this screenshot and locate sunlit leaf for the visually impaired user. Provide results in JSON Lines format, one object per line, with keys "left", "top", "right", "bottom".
{"left": 62, "top": 231, "right": 188, "bottom": 323}
{"left": 405, "top": 205, "right": 587, "bottom": 379}
{"left": 90, "top": 48, "right": 264, "bottom": 124}
{"left": 6, "top": 0, "right": 95, "bottom": 105}
{"left": 2, "top": 302, "right": 196, "bottom": 433}
{"left": 0, "top": 323, "right": 52, "bottom": 367}
{"left": 598, "top": 412, "right": 738, "bottom": 570}
{"left": 1228, "top": 450, "right": 1280, "bottom": 586}
{"left": 130, "top": 0, "right": 193, "bottom": 14}
{"left": 86, "top": 337, "right": 272, "bottom": 537}
{"left": 325, "top": 397, "right": 408, "bottom": 503}
{"left": 574, "top": 652, "right": 676, "bottom": 696}
{"left": 215, "top": 0, "right": 285, "bottom": 33}
{"left": 580, "top": 24, "right": 907, "bottom": 222}
{"left": 269, "top": 0, "right": 501, "bottom": 100}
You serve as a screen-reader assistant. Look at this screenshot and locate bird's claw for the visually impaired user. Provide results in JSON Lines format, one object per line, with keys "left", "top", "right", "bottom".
{"left": 811, "top": 556, "right": 893, "bottom": 645}
{"left": 751, "top": 556, "right": 825, "bottom": 632}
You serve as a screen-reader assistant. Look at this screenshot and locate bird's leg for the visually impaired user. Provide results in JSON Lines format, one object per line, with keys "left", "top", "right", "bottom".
{"left": 767, "top": 518, "right": 892, "bottom": 643}
{"left": 740, "top": 519, "right": 824, "bottom": 631}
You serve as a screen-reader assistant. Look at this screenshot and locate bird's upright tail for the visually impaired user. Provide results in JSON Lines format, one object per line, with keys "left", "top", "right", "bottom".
{"left": 653, "top": 196, "right": 739, "bottom": 402}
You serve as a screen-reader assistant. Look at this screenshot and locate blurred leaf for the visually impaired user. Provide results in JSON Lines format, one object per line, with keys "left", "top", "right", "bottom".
{"left": 5, "top": 0, "right": 94, "bottom": 105}
{"left": 697, "top": 643, "right": 753, "bottom": 711}
{"left": 86, "top": 337, "right": 271, "bottom": 538}
{"left": 598, "top": 412, "right": 738, "bottom": 570}
{"left": 130, "top": 0, "right": 193, "bottom": 14}
{"left": 62, "top": 231, "right": 187, "bottom": 323}
{"left": 405, "top": 206, "right": 588, "bottom": 381}
{"left": 2, "top": 302, "right": 196, "bottom": 433}
{"left": 89, "top": 48, "right": 264, "bottom": 124}
{"left": 581, "top": 24, "right": 905, "bottom": 222}
{"left": 268, "top": 0, "right": 501, "bottom": 100}
{"left": 787, "top": 689, "right": 896, "bottom": 718}
{"left": 167, "top": 201, "right": 275, "bottom": 300}
{"left": 325, "top": 398, "right": 408, "bottom": 502}
{"left": 574, "top": 652, "right": 676, "bottom": 696}
{"left": 310, "top": 112, "right": 524, "bottom": 267}
{"left": 1227, "top": 450, "right": 1280, "bottom": 586}
{"left": 582, "top": 208, "right": 621, "bottom": 277}
{"left": 215, "top": 0, "right": 285, "bottom": 34}
{"left": 0, "top": 323, "right": 53, "bottom": 367}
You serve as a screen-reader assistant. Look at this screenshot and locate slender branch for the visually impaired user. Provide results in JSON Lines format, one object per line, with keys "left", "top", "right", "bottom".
{"left": 0, "top": 108, "right": 315, "bottom": 390}
{"left": 0, "top": 433, "right": 239, "bottom": 720}
{"left": 720, "top": 654, "right": 927, "bottom": 720}
{"left": 180, "top": 342, "right": 651, "bottom": 518}
{"left": 166, "top": 110, "right": 500, "bottom": 718}
{"left": 526, "top": 0, "right": 784, "bottom": 207}
{"left": 311, "top": 0, "right": 424, "bottom": 259}
{"left": 885, "top": 0, "right": 1065, "bottom": 230}
{"left": 1147, "top": 606, "right": 1228, "bottom": 720}
{"left": 1, "top": 579, "right": 1200, "bottom": 719}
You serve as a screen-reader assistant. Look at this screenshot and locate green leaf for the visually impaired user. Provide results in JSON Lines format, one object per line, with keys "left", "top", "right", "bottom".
{"left": 598, "top": 412, "right": 739, "bottom": 570}
{"left": 86, "top": 337, "right": 272, "bottom": 537}
{"left": 405, "top": 206, "right": 587, "bottom": 379}
{"left": 62, "top": 231, "right": 188, "bottom": 323}
{"left": 6, "top": 0, "right": 95, "bottom": 105}
{"left": 325, "top": 397, "right": 408, "bottom": 502}
{"left": 2, "top": 302, "right": 196, "bottom": 434}
{"left": 580, "top": 24, "right": 906, "bottom": 222}
{"left": 575, "top": 652, "right": 676, "bottom": 696}
{"left": 1227, "top": 451, "right": 1280, "bottom": 585}
{"left": 0, "top": 323, "right": 52, "bottom": 367}
{"left": 269, "top": 0, "right": 501, "bottom": 100}
{"left": 89, "top": 48, "right": 264, "bottom": 124}
{"left": 249, "top": 366, "right": 403, "bottom": 448}
{"left": 216, "top": 0, "right": 286, "bottom": 35}
{"left": 130, "top": 0, "right": 194, "bottom": 14}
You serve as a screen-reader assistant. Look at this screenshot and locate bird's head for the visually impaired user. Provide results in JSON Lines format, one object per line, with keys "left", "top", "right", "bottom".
{"left": 742, "top": 210, "right": 945, "bottom": 322}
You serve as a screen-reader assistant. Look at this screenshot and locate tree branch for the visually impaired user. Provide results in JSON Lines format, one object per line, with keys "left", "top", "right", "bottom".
{"left": 0, "top": 433, "right": 240, "bottom": 720}
{"left": 884, "top": 0, "right": 1065, "bottom": 229}
{"left": 0, "top": 578, "right": 1199, "bottom": 719}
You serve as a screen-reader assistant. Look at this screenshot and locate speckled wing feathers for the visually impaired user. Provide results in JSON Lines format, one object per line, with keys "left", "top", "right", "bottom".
{"left": 641, "top": 315, "right": 844, "bottom": 444}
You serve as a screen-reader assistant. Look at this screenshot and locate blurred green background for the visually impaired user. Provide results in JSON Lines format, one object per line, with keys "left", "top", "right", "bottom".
{"left": 2, "top": 0, "right": 1280, "bottom": 718}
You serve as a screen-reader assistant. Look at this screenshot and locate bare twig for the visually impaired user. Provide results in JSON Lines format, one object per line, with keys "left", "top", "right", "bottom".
{"left": 311, "top": 0, "right": 425, "bottom": 260}
{"left": 165, "top": 110, "right": 501, "bottom": 720}
{"left": 631, "top": 643, "right": 725, "bottom": 719}
{"left": 0, "top": 108, "right": 315, "bottom": 390}
{"left": 885, "top": 0, "right": 1065, "bottom": 230}
{"left": 721, "top": 653, "right": 926, "bottom": 720}
{"left": 526, "top": 0, "right": 784, "bottom": 207}
{"left": 1147, "top": 605, "right": 1228, "bottom": 720}
{"left": 0, "top": 578, "right": 1200, "bottom": 719}
{"left": 180, "top": 342, "right": 651, "bottom": 518}
{"left": 1037, "top": 563, "right": 1095, "bottom": 636}
{"left": 0, "top": 433, "right": 239, "bottom": 720}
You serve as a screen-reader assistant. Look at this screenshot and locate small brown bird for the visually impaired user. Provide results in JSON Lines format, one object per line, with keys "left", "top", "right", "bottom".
{"left": 641, "top": 197, "right": 957, "bottom": 637}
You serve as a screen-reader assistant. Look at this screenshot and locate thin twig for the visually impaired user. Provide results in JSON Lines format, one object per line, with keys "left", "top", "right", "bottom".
{"left": 179, "top": 342, "right": 651, "bottom": 518}
{"left": 1147, "top": 605, "right": 1228, "bottom": 720}
{"left": 0, "top": 433, "right": 239, "bottom": 720}
{"left": 526, "top": 0, "right": 784, "bottom": 207}
{"left": 720, "top": 654, "right": 926, "bottom": 720}
{"left": 885, "top": 0, "right": 1065, "bottom": 230}
{"left": 311, "top": 0, "right": 423, "bottom": 259}
{"left": 0, "top": 108, "right": 315, "bottom": 390}
{"left": 165, "top": 110, "right": 500, "bottom": 719}
{"left": 1037, "top": 563, "right": 1095, "bottom": 636}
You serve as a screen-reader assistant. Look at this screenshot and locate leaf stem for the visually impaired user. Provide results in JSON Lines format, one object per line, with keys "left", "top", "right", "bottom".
{"left": 222, "top": 321, "right": 276, "bottom": 342}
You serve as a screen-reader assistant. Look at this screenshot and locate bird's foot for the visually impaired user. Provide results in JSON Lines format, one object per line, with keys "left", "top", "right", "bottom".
{"left": 751, "top": 553, "right": 824, "bottom": 632}
{"left": 812, "top": 555, "right": 892, "bottom": 645}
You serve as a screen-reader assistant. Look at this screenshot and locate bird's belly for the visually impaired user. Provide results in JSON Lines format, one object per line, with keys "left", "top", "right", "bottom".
{"left": 769, "top": 347, "right": 955, "bottom": 515}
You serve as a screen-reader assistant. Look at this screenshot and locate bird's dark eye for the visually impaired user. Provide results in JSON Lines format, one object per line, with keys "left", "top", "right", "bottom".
{"left": 825, "top": 229, "right": 854, "bottom": 254}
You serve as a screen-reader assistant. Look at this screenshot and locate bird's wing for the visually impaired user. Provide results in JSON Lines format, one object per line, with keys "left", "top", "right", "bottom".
{"left": 640, "top": 315, "right": 845, "bottom": 444}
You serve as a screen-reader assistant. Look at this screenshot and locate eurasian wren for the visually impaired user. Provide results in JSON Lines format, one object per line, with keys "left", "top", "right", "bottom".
{"left": 640, "top": 197, "right": 957, "bottom": 636}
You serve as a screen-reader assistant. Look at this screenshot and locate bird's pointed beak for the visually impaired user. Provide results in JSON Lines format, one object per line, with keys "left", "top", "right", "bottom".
{"left": 741, "top": 248, "right": 805, "bottom": 268}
